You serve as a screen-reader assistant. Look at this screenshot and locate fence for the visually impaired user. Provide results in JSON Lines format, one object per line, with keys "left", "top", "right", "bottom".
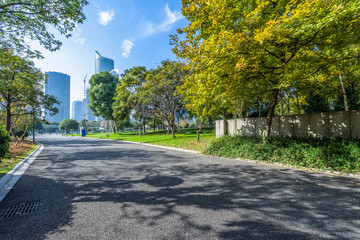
{"left": 216, "top": 110, "right": 360, "bottom": 139}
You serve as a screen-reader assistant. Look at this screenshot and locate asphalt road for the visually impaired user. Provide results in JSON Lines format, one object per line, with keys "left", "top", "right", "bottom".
{"left": 1, "top": 134, "right": 360, "bottom": 240}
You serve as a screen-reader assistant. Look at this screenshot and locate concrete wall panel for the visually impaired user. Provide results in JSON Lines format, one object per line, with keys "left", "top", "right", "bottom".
{"left": 279, "top": 116, "right": 293, "bottom": 137}
{"left": 309, "top": 113, "right": 328, "bottom": 138}
{"left": 330, "top": 111, "right": 350, "bottom": 138}
{"left": 227, "top": 119, "right": 237, "bottom": 136}
{"left": 270, "top": 117, "right": 280, "bottom": 137}
{"left": 293, "top": 114, "right": 309, "bottom": 138}
{"left": 351, "top": 111, "right": 360, "bottom": 139}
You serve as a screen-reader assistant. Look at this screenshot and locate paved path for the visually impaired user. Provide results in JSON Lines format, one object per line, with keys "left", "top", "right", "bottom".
{"left": 0, "top": 135, "right": 360, "bottom": 239}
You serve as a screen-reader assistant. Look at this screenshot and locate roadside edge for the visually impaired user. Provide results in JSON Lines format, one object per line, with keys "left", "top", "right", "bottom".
{"left": 0, "top": 143, "right": 44, "bottom": 202}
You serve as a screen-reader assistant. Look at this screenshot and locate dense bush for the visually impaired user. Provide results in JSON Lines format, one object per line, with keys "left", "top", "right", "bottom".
{"left": 205, "top": 136, "right": 360, "bottom": 173}
{"left": 0, "top": 125, "right": 11, "bottom": 160}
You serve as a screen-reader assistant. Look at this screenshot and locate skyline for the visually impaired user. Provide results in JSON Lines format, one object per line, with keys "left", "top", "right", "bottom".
{"left": 31, "top": 0, "right": 187, "bottom": 106}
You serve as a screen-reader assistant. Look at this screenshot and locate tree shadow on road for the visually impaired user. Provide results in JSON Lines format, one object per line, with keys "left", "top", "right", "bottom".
{"left": 1, "top": 136, "right": 360, "bottom": 239}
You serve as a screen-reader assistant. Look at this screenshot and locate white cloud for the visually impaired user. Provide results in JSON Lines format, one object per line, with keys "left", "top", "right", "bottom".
{"left": 121, "top": 39, "right": 134, "bottom": 58}
{"left": 144, "top": 4, "right": 183, "bottom": 36}
{"left": 72, "top": 26, "right": 86, "bottom": 45}
{"left": 98, "top": 9, "right": 115, "bottom": 26}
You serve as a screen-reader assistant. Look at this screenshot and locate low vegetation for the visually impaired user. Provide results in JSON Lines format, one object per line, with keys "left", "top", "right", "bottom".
{"left": 0, "top": 140, "right": 38, "bottom": 178}
{"left": 205, "top": 136, "right": 360, "bottom": 174}
{"left": 76, "top": 128, "right": 215, "bottom": 152}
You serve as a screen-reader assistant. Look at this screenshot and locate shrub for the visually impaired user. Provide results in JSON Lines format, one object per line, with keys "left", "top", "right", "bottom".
{"left": 0, "top": 125, "right": 11, "bottom": 160}
{"left": 205, "top": 135, "right": 360, "bottom": 173}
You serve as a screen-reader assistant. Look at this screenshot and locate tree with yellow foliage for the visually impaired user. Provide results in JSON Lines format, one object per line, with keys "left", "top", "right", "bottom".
{"left": 171, "top": 0, "right": 360, "bottom": 139}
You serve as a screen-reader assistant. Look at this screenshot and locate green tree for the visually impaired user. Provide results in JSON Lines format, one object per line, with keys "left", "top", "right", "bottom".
{"left": 0, "top": 50, "right": 59, "bottom": 135}
{"left": 0, "top": 0, "right": 88, "bottom": 56}
{"left": 113, "top": 66, "right": 151, "bottom": 135}
{"left": 171, "top": 0, "right": 360, "bottom": 139}
{"left": 89, "top": 72, "right": 119, "bottom": 133}
{"left": 0, "top": 124, "right": 11, "bottom": 161}
{"left": 59, "top": 119, "right": 79, "bottom": 134}
{"left": 145, "top": 61, "right": 186, "bottom": 138}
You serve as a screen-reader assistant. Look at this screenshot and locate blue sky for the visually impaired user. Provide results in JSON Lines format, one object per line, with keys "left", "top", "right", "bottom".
{"left": 32, "top": 0, "right": 187, "bottom": 105}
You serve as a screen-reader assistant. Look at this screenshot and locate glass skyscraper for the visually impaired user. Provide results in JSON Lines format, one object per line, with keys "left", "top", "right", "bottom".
{"left": 95, "top": 50, "right": 114, "bottom": 74}
{"left": 71, "top": 101, "right": 82, "bottom": 121}
{"left": 45, "top": 71, "right": 70, "bottom": 123}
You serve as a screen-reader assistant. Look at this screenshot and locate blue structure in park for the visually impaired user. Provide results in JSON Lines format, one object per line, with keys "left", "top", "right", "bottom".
{"left": 45, "top": 71, "right": 70, "bottom": 123}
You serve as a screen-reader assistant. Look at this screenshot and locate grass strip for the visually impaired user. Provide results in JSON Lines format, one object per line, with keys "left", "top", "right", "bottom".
{"left": 74, "top": 128, "right": 216, "bottom": 152}
{"left": 0, "top": 140, "right": 38, "bottom": 178}
{"left": 204, "top": 135, "right": 360, "bottom": 174}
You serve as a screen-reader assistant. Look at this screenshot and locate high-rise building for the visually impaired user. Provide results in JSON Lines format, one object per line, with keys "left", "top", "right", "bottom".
{"left": 85, "top": 88, "right": 95, "bottom": 121}
{"left": 45, "top": 71, "right": 70, "bottom": 123}
{"left": 71, "top": 101, "right": 82, "bottom": 121}
{"left": 95, "top": 50, "right": 114, "bottom": 74}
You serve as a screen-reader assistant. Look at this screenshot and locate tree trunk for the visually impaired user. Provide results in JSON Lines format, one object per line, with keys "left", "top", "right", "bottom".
{"left": 153, "top": 118, "right": 156, "bottom": 133}
{"left": 258, "top": 101, "right": 262, "bottom": 117}
{"left": 20, "top": 125, "right": 28, "bottom": 141}
{"left": 280, "top": 96, "right": 284, "bottom": 116}
{"left": 197, "top": 116, "right": 204, "bottom": 142}
{"left": 171, "top": 111, "right": 176, "bottom": 138}
{"left": 5, "top": 94, "right": 11, "bottom": 132}
{"left": 177, "top": 115, "right": 180, "bottom": 130}
{"left": 139, "top": 126, "right": 142, "bottom": 137}
{"left": 142, "top": 118, "right": 146, "bottom": 134}
{"left": 264, "top": 88, "right": 280, "bottom": 142}
{"left": 112, "top": 120, "right": 116, "bottom": 133}
{"left": 296, "top": 94, "right": 301, "bottom": 114}
{"left": 339, "top": 74, "right": 349, "bottom": 111}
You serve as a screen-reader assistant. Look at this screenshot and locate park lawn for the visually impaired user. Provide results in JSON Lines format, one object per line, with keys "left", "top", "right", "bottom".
{"left": 75, "top": 129, "right": 216, "bottom": 152}
{"left": 0, "top": 140, "right": 38, "bottom": 178}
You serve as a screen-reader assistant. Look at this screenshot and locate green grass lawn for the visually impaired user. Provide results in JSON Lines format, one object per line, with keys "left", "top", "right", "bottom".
{"left": 74, "top": 128, "right": 215, "bottom": 152}
{"left": 0, "top": 140, "right": 38, "bottom": 178}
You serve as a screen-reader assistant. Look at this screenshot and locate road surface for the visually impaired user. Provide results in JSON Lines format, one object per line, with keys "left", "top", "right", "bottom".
{"left": 1, "top": 134, "right": 360, "bottom": 239}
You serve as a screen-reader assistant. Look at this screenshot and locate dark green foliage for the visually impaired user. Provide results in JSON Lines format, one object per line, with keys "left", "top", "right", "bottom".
{"left": 89, "top": 72, "right": 119, "bottom": 120}
{"left": 303, "top": 93, "right": 331, "bottom": 113}
{"left": 13, "top": 129, "right": 29, "bottom": 138}
{"left": 247, "top": 102, "right": 270, "bottom": 117}
{"left": 0, "top": 125, "right": 11, "bottom": 160}
{"left": 205, "top": 136, "right": 360, "bottom": 173}
{"left": 59, "top": 119, "right": 79, "bottom": 133}
{"left": 334, "top": 87, "right": 360, "bottom": 111}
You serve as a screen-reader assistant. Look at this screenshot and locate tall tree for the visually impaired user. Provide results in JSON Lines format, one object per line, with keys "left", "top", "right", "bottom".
{"left": 0, "top": 0, "right": 88, "bottom": 56}
{"left": 59, "top": 119, "right": 79, "bottom": 134}
{"left": 0, "top": 50, "right": 59, "bottom": 134}
{"left": 113, "top": 66, "right": 151, "bottom": 135}
{"left": 171, "top": 0, "right": 360, "bottom": 139}
{"left": 145, "top": 61, "right": 186, "bottom": 138}
{"left": 89, "top": 72, "right": 119, "bottom": 133}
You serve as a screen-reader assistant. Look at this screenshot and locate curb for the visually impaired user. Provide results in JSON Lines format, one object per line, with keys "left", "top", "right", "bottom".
{"left": 0, "top": 143, "right": 44, "bottom": 203}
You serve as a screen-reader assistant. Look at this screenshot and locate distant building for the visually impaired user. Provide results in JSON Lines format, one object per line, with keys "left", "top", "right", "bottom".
{"left": 109, "top": 69, "right": 120, "bottom": 79}
{"left": 45, "top": 71, "right": 70, "bottom": 123}
{"left": 95, "top": 50, "right": 114, "bottom": 74}
{"left": 71, "top": 101, "right": 82, "bottom": 121}
{"left": 85, "top": 88, "right": 95, "bottom": 121}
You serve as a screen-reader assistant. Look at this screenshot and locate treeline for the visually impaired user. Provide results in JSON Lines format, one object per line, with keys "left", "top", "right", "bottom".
{"left": 89, "top": 61, "right": 190, "bottom": 139}
{"left": 169, "top": 0, "right": 360, "bottom": 139}
{"left": 0, "top": 0, "right": 88, "bottom": 158}
{"left": 90, "top": 1, "right": 360, "bottom": 142}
